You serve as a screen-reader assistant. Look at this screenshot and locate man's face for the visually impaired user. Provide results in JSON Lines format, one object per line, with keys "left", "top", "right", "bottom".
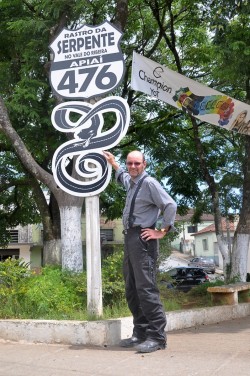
{"left": 126, "top": 152, "right": 146, "bottom": 178}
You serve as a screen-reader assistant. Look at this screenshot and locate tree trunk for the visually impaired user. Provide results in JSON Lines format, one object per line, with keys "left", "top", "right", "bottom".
{"left": 217, "top": 234, "right": 231, "bottom": 279}
{"left": 191, "top": 118, "right": 230, "bottom": 277}
{"left": 0, "top": 96, "right": 85, "bottom": 272}
{"left": 231, "top": 234, "right": 249, "bottom": 281}
{"left": 31, "top": 180, "right": 61, "bottom": 265}
{"left": 230, "top": 135, "right": 250, "bottom": 281}
{"left": 59, "top": 205, "right": 83, "bottom": 272}
{"left": 43, "top": 239, "right": 61, "bottom": 266}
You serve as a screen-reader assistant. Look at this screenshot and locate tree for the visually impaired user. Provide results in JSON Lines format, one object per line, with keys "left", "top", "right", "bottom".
{"left": 101, "top": 0, "right": 249, "bottom": 281}
{"left": 148, "top": 0, "right": 250, "bottom": 281}
{"left": 210, "top": 2, "right": 250, "bottom": 280}
{"left": 0, "top": 0, "right": 129, "bottom": 271}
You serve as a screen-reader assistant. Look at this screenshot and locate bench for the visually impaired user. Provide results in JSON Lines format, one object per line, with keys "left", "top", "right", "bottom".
{"left": 207, "top": 282, "right": 250, "bottom": 305}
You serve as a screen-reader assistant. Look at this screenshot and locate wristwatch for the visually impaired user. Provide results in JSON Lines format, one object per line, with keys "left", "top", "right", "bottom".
{"left": 160, "top": 226, "right": 171, "bottom": 234}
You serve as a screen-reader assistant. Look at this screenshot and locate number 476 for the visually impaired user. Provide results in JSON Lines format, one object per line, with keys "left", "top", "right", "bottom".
{"left": 57, "top": 64, "right": 117, "bottom": 94}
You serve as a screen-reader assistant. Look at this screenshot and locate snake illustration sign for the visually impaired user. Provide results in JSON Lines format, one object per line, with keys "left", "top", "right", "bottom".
{"left": 51, "top": 97, "right": 130, "bottom": 196}
{"left": 49, "top": 21, "right": 130, "bottom": 197}
{"left": 49, "top": 21, "right": 124, "bottom": 99}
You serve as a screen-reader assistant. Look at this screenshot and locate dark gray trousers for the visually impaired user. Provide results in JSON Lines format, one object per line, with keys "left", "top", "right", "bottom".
{"left": 123, "top": 227, "right": 166, "bottom": 343}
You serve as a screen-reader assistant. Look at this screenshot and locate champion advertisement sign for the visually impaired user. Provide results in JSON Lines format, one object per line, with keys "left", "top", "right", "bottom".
{"left": 49, "top": 21, "right": 125, "bottom": 99}
{"left": 131, "top": 52, "right": 250, "bottom": 135}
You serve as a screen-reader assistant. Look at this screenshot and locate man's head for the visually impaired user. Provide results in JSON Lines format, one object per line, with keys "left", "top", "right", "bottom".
{"left": 126, "top": 150, "right": 146, "bottom": 178}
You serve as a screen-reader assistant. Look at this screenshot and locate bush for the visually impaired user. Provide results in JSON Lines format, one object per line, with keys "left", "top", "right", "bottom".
{"left": 0, "top": 257, "right": 32, "bottom": 287}
{"left": 0, "top": 252, "right": 128, "bottom": 320}
{"left": 22, "top": 266, "right": 86, "bottom": 319}
{"left": 101, "top": 248, "right": 126, "bottom": 307}
{"left": 0, "top": 258, "right": 33, "bottom": 317}
{"left": 0, "top": 260, "right": 88, "bottom": 320}
{"left": 0, "top": 253, "right": 229, "bottom": 320}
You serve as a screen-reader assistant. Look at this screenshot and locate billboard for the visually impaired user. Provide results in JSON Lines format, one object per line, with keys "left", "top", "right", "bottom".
{"left": 131, "top": 52, "right": 250, "bottom": 135}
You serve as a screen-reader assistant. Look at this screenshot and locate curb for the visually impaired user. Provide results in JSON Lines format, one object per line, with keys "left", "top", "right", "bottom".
{"left": 0, "top": 303, "right": 249, "bottom": 346}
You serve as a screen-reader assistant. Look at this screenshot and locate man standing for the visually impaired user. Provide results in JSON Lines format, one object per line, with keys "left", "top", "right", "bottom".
{"left": 103, "top": 150, "right": 177, "bottom": 353}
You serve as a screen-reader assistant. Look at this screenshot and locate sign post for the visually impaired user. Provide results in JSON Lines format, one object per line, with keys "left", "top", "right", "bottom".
{"left": 49, "top": 21, "right": 130, "bottom": 316}
{"left": 85, "top": 194, "right": 102, "bottom": 316}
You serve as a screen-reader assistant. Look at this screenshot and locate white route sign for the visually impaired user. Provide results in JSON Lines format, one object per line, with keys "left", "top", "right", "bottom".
{"left": 49, "top": 21, "right": 124, "bottom": 99}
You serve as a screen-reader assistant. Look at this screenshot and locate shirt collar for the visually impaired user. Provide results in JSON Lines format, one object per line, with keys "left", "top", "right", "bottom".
{"left": 131, "top": 171, "right": 147, "bottom": 185}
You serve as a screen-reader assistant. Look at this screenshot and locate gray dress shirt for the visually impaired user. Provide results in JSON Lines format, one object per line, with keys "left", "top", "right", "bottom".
{"left": 115, "top": 168, "right": 177, "bottom": 230}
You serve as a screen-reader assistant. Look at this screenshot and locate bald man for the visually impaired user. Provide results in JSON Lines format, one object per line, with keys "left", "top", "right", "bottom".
{"left": 103, "top": 150, "right": 177, "bottom": 353}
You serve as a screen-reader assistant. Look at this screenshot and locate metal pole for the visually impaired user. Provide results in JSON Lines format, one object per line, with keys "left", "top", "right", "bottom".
{"left": 85, "top": 195, "right": 103, "bottom": 317}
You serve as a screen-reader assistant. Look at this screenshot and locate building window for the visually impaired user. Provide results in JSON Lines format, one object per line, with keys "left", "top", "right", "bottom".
{"left": 9, "top": 230, "right": 19, "bottom": 243}
{"left": 187, "top": 225, "right": 197, "bottom": 233}
{"left": 202, "top": 238, "right": 208, "bottom": 251}
{"left": 0, "top": 249, "right": 19, "bottom": 261}
{"left": 100, "top": 229, "right": 113, "bottom": 241}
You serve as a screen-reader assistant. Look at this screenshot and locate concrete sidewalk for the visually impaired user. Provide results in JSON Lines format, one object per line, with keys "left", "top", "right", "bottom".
{"left": 0, "top": 315, "right": 249, "bottom": 376}
{"left": 0, "top": 303, "right": 249, "bottom": 346}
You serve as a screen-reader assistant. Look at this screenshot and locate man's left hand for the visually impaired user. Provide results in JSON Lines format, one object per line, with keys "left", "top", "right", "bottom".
{"left": 140, "top": 228, "right": 166, "bottom": 241}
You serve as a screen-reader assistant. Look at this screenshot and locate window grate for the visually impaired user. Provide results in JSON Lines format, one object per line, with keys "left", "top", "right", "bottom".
{"left": 9, "top": 230, "right": 19, "bottom": 243}
{"left": 100, "top": 229, "right": 113, "bottom": 241}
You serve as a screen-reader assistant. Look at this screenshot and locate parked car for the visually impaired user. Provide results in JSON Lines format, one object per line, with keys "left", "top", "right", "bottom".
{"left": 159, "top": 266, "right": 210, "bottom": 293}
{"left": 188, "top": 257, "right": 216, "bottom": 274}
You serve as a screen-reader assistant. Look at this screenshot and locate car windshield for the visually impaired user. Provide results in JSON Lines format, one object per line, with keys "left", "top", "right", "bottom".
{"left": 202, "top": 258, "right": 214, "bottom": 263}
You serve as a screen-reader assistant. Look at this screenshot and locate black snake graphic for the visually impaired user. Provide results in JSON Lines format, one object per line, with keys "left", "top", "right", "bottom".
{"left": 51, "top": 96, "right": 130, "bottom": 196}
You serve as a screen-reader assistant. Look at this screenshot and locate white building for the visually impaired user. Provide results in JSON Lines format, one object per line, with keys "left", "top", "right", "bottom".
{"left": 191, "top": 218, "right": 250, "bottom": 273}
{"left": 171, "top": 210, "right": 214, "bottom": 255}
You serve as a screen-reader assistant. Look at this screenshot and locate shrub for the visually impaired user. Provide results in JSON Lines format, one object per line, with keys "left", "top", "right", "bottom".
{"left": 101, "top": 248, "right": 126, "bottom": 307}
{"left": 21, "top": 266, "right": 86, "bottom": 319}
{"left": 0, "top": 261, "right": 88, "bottom": 320}
{"left": 0, "top": 258, "right": 32, "bottom": 317}
{"left": 0, "top": 254, "right": 127, "bottom": 319}
{"left": 0, "top": 257, "right": 32, "bottom": 288}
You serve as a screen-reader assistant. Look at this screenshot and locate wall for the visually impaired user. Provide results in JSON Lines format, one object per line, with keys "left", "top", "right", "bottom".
{"left": 81, "top": 216, "right": 124, "bottom": 244}
{"left": 171, "top": 220, "right": 214, "bottom": 255}
{"left": 193, "top": 231, "right": 250, "bottom": 274}
{"left": 30, "top": 245, "right": 42, "bottom": 270}
{"left": 194, "top": 232, "right": 217, "bottom": 258}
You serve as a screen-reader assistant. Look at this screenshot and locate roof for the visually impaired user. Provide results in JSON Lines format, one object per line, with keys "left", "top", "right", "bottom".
{"left": 192, "top": 218, "right": 236, "bottom": 236}
{"left": 175, "top": 209, "right": 214, "bottom": 222}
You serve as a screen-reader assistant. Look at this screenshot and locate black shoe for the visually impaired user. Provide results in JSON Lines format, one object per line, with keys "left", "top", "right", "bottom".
{"left": 120, "top": 335, "right": 145, "bottom": 348}
{"left": 135, "top": 339, "right": 166, "bottom": 353}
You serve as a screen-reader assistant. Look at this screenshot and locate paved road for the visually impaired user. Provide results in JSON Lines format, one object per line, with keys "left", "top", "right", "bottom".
{"left": 159, "top": 252, "right": 224, "bottom": 281}
{"left": 0, "top": 315, "right": 249, "bottom": 376}
{"left": 159, "top": 254, "right": 189, "bottom": 271}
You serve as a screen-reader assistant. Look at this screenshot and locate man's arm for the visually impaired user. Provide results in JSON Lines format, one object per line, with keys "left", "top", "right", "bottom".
{"left": 141, "top": 180, "right": 177, "bottom": 241}
{"left": 103, "top": 151, "right": 120, "bottom": 170}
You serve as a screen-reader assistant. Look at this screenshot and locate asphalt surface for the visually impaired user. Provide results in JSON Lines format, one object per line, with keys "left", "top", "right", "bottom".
{"left": 0, "top": 315, "right": 249, "bottom": 376}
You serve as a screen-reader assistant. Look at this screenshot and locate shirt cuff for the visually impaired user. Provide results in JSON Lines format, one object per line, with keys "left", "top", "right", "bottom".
{"left": 115, "top": 168, "right": 124, "bottom": 181}
{"left": 162, "top": 224, "right": 177, "bottom": 233}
